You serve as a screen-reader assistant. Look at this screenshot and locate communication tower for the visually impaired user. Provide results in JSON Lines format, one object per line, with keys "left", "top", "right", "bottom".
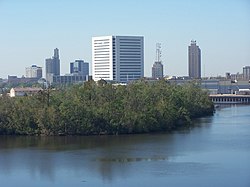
{"left": 156, "top": 43, "right": 162, "bottom": 62}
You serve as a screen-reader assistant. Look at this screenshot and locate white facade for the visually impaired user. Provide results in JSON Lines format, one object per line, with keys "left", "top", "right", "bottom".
{"left": 25, "top": 65, "right": 42, "bottom": 78}
{"left": 92, "top": 36, "right": 144, "bottom": 83}
{"left": 92, "top": 36, "right": 113, "bottom": 81}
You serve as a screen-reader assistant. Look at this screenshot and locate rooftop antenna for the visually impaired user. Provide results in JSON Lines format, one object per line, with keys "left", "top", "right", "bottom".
{"left": 156, "top": 43, "right": 162, "bottom": 62}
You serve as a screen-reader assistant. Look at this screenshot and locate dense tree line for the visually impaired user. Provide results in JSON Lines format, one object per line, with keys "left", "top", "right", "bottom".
{"left": 0, "top": 80, "right": 214, "bottom": 135}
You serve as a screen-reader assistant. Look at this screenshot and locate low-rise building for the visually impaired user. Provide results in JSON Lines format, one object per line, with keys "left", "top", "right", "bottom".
{"left": 8, "top": 75, "right": 40, "bottom": 85}
{"left": 52, "top": 74, "right": 89, "bottom": 85}
{"left": 9, "top": 87, "right": 42, "bottom": 97}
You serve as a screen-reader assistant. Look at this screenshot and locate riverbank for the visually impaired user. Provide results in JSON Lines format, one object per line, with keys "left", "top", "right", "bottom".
{"left": 0, "top": 80, "right": 214, "bottom": 136}
{"left": 1, "top": 105, "right": 249, "bottom": 187}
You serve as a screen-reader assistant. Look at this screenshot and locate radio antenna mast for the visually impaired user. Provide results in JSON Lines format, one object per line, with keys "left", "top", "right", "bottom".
{"left": 156, "top": 43, "right": 162, "bottom": 62}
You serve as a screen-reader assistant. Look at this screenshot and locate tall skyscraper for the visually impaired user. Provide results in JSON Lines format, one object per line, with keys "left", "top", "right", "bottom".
{"left": 243, "top": 66, "right": 250, "bottom": 80}
{"left": 152, "top": 43, "right": 163, "bottom": 79}
{"left": 188, "top": 40, "right": 201, "bottom": 79}
{"left": 25, "top": 65, "right": 42, "bottom": 78}
{"left": 70, "top": 60, "right": 89, "bottom": 77}
{"left": 92, "top": 35, "right": 144, "bottom": 83}
{"left": 45, "top": 48, "right": 60, "bottom": 82}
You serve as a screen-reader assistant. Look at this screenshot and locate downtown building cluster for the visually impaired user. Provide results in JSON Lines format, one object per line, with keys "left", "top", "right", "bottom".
{"left": 43, "top": 38, "right": 205, "bottom": 85}
{"left": 2, "top": 36, "right": 250, "bottom": 87}
{"left": 45, "top": 35, "right": 144, "bottom": 85}
{"left": 45, "top": 49, "right": 89, "bottom": 85}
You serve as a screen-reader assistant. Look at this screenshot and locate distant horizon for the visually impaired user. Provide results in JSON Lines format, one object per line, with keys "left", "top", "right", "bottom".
{"left": 1, "top": 0, "right": 249, "bottom": 78}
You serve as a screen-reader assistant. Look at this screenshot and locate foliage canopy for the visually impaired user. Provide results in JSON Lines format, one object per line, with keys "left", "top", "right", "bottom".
{"left": 0, "top": 80, "right": 214, "bottom": 135}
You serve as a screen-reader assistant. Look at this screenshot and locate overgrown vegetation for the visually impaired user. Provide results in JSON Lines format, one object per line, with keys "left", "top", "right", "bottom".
{"left": 0, "top": 80, "right": 214, "bottom": 135}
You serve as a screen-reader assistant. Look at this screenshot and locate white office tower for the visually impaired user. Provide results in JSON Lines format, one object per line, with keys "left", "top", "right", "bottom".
{"left": 25, "top": 65, "right": 42, "bottom": 78}
{"left": 92, "top": 36, "right": 144, "bottom": 83}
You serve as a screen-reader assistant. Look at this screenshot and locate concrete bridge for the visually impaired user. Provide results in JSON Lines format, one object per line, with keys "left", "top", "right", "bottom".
{"left": 209, "top": 94, "right": 250, "bottom": 104}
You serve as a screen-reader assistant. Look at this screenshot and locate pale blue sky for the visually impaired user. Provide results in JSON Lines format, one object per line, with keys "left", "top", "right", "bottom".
{"left": 0, "top": 0, "right": 249, "bottom": 78}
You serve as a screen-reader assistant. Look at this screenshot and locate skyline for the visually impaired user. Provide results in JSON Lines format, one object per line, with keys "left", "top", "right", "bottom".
{"left": 0, "top": 0, "right": 250, "bottom": 78}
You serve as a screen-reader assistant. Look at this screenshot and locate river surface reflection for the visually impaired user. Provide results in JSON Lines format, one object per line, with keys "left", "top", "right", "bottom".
{"left": 0, "top": 105, "right": 250, "bottom": 187}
